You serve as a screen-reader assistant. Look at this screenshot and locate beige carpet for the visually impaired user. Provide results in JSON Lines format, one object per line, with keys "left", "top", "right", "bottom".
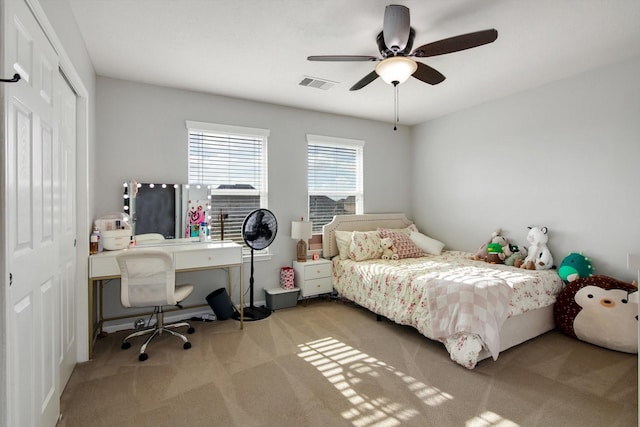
{"left": 58, "top": 298, "right": 638, "bottom": 427}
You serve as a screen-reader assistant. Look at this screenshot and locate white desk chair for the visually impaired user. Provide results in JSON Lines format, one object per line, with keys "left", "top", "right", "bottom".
{"left": 116, "top": 249, "right": 195, "bottom": 361}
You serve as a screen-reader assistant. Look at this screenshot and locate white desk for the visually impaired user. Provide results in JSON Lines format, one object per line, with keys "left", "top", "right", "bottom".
{"left": 88, "top": 240, "right": 244, "bottom": 359}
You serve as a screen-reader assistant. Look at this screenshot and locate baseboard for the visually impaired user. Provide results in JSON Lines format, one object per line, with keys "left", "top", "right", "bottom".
{"left": 101, "top": 299, "right": 269, "bottom": 333}
{"left": 102, "top": 307, "right": 213, "bottom": 333}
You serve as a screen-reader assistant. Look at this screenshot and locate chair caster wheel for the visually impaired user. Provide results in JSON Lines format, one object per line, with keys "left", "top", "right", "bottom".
{"left": 187, "top": 327, "right": 195, "bottom": 334}
{"left": 138, "top": 353, "right": 148, "bottom": 362}
{"left": 121, "top": 342, "right": 131, "bottom": 350}
{"left": 183, "top": 342, "right": 192, "bottom": 350}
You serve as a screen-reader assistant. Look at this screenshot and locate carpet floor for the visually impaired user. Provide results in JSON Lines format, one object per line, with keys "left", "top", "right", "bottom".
{"left": 58, "top": 298, "right": 638, "bottom": 427}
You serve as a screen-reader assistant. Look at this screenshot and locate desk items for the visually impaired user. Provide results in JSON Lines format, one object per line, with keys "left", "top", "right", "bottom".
{"left": 94, "top": 212, "right": 132, "bottom": 250}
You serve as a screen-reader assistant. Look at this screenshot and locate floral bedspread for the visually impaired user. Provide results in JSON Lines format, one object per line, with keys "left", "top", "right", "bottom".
{"left": 332, "top": 250, "right": 564, "bottom": 368}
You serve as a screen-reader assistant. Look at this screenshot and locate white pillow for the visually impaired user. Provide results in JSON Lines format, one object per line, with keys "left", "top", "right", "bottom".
{"left": 334, "top": 230, "right": 353, "bottom": 260}
{"left": 409, "top": 230, "right": 445, "bottom": 255}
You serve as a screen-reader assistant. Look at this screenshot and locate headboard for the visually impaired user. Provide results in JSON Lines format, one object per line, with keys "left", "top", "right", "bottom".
{"left": 322, "top": 213, "right": 413, "bottom": 259}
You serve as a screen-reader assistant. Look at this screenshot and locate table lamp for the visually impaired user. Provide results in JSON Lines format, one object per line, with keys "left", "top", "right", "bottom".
{"left": 291, "top": 218, "right": 312, "bottom": 262}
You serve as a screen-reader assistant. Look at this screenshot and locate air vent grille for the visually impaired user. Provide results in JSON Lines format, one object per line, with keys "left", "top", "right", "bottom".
{"left": 299, "top": 76, "right": 337, "bottom": 90}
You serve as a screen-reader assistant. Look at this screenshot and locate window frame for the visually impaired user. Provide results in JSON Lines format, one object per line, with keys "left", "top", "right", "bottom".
{"left": 306, "top": 134, "right": 364, "bottom": 234}
{"left": 186, "top": 120, "right": 270, "bottom": 253}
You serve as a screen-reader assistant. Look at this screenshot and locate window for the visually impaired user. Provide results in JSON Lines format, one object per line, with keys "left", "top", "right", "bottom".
{"left": 307, "top": 134, "right": 364, "bottom": 234}
{"left": 187, "top": 121, "right": 269, "bottom": 249}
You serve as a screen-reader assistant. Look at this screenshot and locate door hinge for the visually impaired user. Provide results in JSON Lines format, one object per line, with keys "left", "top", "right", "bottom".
{"left": 9, "top": 272, "right": 12, "bottom": 286}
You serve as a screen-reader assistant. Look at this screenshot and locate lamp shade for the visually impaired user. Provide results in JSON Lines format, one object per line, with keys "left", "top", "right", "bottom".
{"left": 291, "top": 220, "right": 312, "bottom": 240}
{"left": 375, "top": 56, "right": 417, "bottom": 85}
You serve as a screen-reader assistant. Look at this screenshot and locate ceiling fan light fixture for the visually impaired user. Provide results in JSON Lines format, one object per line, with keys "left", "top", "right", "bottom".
{"left": 375, "top": 56, "right": 417, "bottom": 85}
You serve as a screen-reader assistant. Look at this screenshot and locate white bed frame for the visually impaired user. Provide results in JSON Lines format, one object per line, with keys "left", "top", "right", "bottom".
{"left": 322, "top": 213, "right": 556, "bottom": 362}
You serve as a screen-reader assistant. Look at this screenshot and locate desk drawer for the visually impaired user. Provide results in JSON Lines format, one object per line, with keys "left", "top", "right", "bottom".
{"left": 174, "top": 247, "right": 241, "bottom": 270}
{"left": 90, "top": 256, "right": 120, "bottom": 278}
{"left": 303, "top": 262, "right": 332, "bottom": 279}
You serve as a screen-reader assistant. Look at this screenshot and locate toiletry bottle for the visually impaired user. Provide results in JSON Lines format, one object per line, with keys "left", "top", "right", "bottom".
{"left": 90, "top": 232, "right": 99, "bottom": 255}
{"left": 199, "top": 222, "right": 207, "bottom": 242}
{"left": 91, "top": 226, "right": 103, "bottom": 253}
{"left": 97, "top": 227, "right": 103, "bottom": 252}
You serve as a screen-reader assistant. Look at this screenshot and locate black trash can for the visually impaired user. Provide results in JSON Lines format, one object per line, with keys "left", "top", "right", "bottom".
{"left": 206, "top": 288, "right": 235, "bottom": 320}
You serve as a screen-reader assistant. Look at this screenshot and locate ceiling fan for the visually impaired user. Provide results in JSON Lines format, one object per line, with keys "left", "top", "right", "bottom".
{"left": 307, "top": 4, "right": 498, "bottom": 91}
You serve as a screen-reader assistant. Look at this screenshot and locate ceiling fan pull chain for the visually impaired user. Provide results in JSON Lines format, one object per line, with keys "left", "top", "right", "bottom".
{"left": 393, "top": 82, "right": 399, "bottom": 131}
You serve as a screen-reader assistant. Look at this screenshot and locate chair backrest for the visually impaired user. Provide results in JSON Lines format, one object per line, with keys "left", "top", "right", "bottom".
{"left": 116, "top": 249, "right": 178, "bottom": 307}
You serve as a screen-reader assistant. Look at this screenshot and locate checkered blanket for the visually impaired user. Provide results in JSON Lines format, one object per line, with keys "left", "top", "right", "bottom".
{"left": 426, "top": 277, "right": 512, "bottom": 360}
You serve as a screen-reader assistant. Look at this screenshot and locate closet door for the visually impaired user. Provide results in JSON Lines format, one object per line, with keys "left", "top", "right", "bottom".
{"left": 56, "top": 69, "right": 78, "bottom": 391}
{"left": 4, "top": 0, "right": 63, "bottom": 425}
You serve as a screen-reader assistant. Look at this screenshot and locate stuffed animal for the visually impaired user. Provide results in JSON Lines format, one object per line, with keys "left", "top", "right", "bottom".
{"left": 554, "top": 275, "right": 638, "bottom": 353}
{"left": 473, "top": 228, "right": 502, "bottom": 261}
{"left": 485, "top": 242, "right": 503, "bottom": 263}
{"left": 558, "top": 252, "right": 594, "bottom": 283}
{"left": 504, "top": 244, "right": 528, "bottom": 266}
{"left": 486, "top": 233, "right": 512, "bottom": 264}
{"left": 380, "top": 237, "right": 399, "bottom": 260}
{"left": 519, "top": 226, "right": 553, "bottom": 270}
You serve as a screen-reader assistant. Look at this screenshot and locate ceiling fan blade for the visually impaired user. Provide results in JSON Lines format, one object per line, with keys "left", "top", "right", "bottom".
{"left": 349, "top": 70, "right": 379, "bottom": 91}
{"left": 307, "top": 55, "right": 378, "bottom": 62}
{"left": 412, "top": 29, "right": 498, "bottom": 58}
{"left": 412, "top": 62, "right": 446, "bottom": 85}
{"left": 383, "top": 4, "right": 411, "bottom": 52}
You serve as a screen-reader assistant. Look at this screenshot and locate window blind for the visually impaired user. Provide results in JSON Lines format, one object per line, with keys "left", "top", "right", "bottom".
{"left": 307, "top": 134, "right": 364, "bottom": 234}
{"left": 187, "top": 121, "right": 269, "bottom": 248}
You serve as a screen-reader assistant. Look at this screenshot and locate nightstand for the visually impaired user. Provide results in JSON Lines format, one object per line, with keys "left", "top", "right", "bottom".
{"left": 293, "top": 258, "right": 333, "bottom": 298}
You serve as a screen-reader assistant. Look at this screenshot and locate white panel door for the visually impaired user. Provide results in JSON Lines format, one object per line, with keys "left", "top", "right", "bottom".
{"left": 4, "top": 0, "right": 62, "bottom": 426}
{"left": 56, "top": 70, "right": 77, "bottom": 389}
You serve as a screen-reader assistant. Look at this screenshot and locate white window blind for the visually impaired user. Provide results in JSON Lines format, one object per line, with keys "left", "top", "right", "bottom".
{"left": 307, "top": 134, "right": 364, "bottom": 234}
{"left": 187, "top": 121, "right": 269, "bottom": 248}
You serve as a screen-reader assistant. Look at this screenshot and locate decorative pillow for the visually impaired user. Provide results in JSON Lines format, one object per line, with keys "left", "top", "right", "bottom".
{"left": 378, "top": 229, "right": 426, "bottom": 259}
{"left": 348, "top": 230, "right": 382, "bottom": 261}
{"left": 377, "top": 224, "right": 418, "bottom": 236}
{"left": 334, "top": 230, "right": 353, "bottom": 260}
{"left": 410, "top": 230, "right": 445, "bottom": 255}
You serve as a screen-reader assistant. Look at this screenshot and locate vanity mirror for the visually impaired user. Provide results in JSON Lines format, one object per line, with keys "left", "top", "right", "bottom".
{"left": 122, "top": 180, "right": 254, "bottom": 244}
{"left": 123, "top": 181, "right": 212, "bottom": 240}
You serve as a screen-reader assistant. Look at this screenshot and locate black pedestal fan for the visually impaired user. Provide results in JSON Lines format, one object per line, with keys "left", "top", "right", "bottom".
{"left": 232, "top": 208, "right": 278, "bottom": 321}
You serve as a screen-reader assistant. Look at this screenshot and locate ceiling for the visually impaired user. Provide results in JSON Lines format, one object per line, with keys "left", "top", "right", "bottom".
{"left": 67, "top": 0, "right": 640, "bottom": 126}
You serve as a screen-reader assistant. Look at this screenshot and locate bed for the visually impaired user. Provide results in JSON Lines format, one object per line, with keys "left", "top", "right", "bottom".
{"left": 322, "top": 213, "right": 564, "bottom": 369}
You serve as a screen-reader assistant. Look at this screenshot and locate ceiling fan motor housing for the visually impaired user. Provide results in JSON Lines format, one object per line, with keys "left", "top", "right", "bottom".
{"left": 383, "top": 4, "right": 411, "bottom": 52}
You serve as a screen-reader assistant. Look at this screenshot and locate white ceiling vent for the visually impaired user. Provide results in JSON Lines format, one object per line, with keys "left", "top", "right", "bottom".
{"left": 299, "top": 76, "right": 337, "bottom": 90}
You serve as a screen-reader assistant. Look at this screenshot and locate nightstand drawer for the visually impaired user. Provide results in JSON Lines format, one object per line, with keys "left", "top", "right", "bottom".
{"left": 303, "top": 262, "right": 331, "bottom": 279}
{"left": 305, "top": 277, "right": 333, "bottom": 295}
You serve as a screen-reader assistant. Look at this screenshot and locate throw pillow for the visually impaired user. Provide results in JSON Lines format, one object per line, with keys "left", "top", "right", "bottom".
{"left": 349, "top": 230, "right": 382, "bottom": 261}
{"left": 334, "top": 230, "right": 352, "bottom": 260}
{"left": 378, "top": 228, "right": 426, "bottom": 259}
{"left": 377, "top": 224, "right": 418, "bottom": 236}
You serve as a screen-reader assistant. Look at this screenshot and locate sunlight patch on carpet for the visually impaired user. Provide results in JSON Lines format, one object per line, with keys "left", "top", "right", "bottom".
{"left": 465, "top": 410, "right": 519, "bottom": 427}
{"left": 297, "top": 337, "right": 453, "bottom": 426}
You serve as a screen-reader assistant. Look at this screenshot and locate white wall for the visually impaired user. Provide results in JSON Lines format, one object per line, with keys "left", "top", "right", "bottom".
{"left": 95, "top": 77, "right": 413, "bottom": 322}
{"left": 412, "top": 56, "right": 640, "bottom": 282}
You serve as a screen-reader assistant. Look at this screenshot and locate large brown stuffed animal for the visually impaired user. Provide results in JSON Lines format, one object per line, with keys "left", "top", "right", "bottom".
{"left": 554, "top": 275, "right": 638, "bottom": 353}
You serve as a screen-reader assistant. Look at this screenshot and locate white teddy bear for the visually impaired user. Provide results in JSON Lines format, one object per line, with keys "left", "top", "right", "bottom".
{"left": 520, "top": 226, "right": 553, "bottom": 270}
{"left": 380, "top": 237, "right": 399, "bottom": 260}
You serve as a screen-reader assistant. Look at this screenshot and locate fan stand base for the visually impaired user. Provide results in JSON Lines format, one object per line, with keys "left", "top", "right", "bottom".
{"left": 232, "top": 306, "right": 271, "bottom": 321}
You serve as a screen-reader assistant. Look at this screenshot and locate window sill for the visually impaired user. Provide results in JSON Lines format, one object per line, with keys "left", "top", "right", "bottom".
{"left": 242, "top": 251, "right": 273, "bottom": 263}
